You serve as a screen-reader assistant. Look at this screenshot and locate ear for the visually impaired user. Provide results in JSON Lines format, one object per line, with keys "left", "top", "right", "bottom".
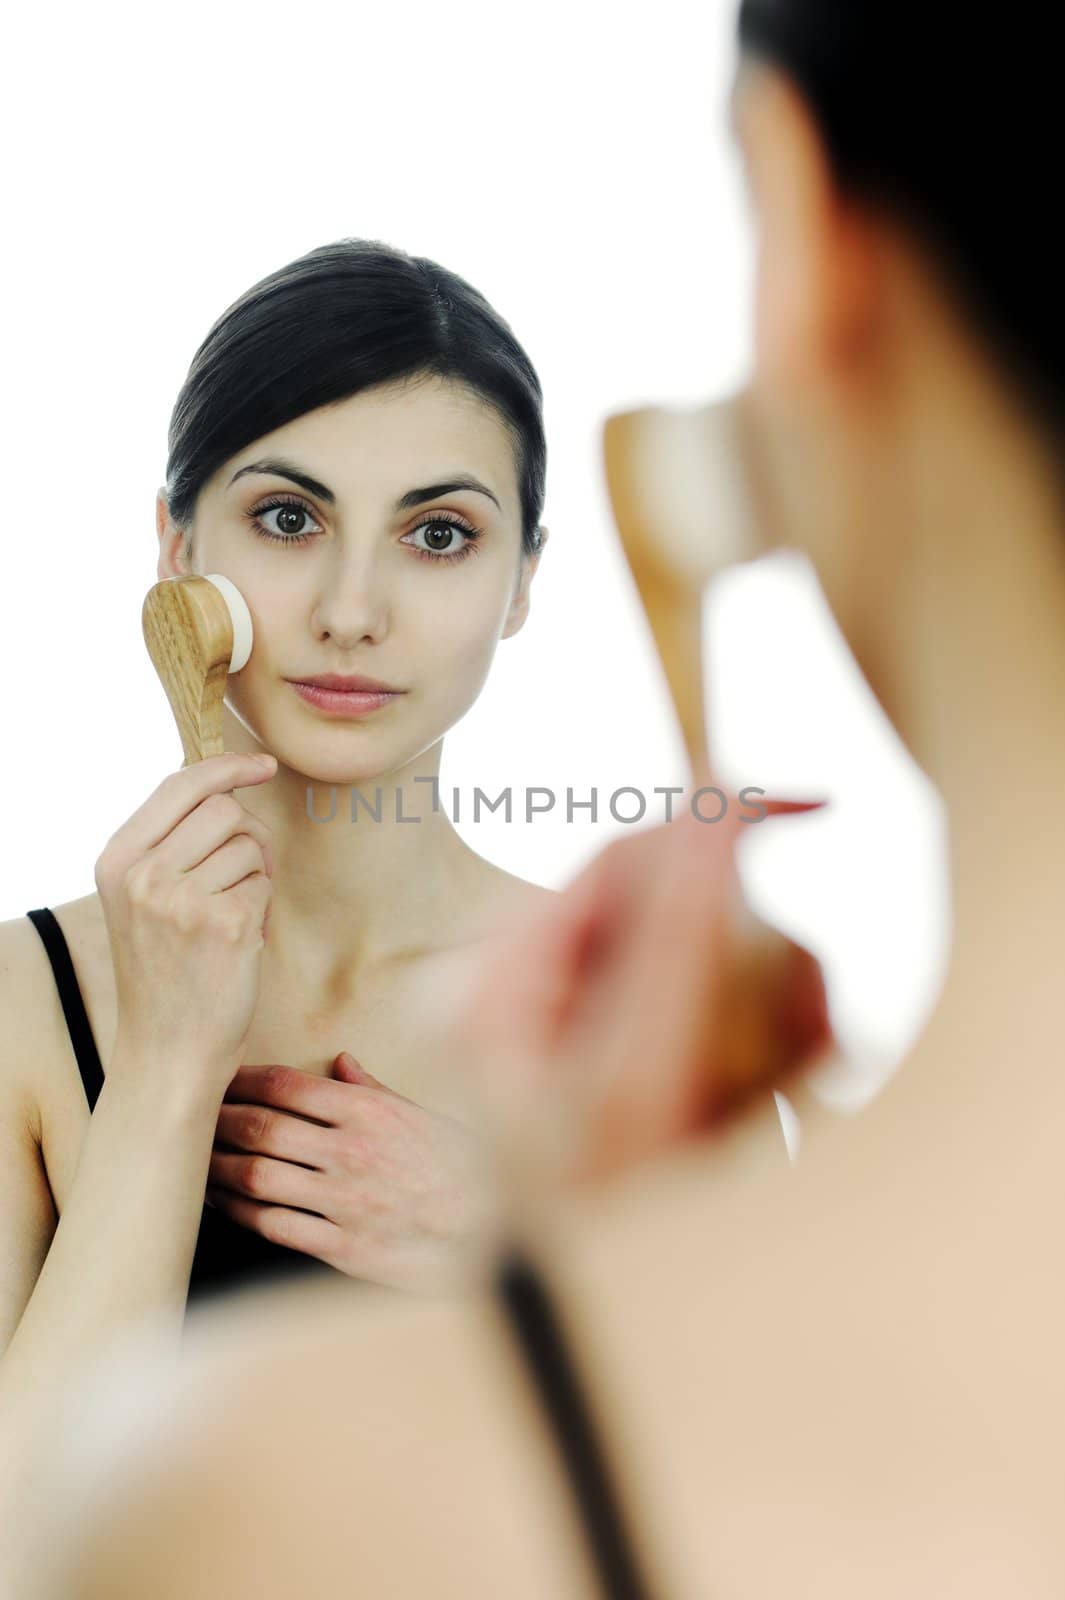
{"left": 733, "top": 61, "right": 881, "bottom": 405}
{"left": 156, "top": 488, "right": 191, "bottom": 582}
{"left": 500, "top": 526, "right": 549, "bottom": 641}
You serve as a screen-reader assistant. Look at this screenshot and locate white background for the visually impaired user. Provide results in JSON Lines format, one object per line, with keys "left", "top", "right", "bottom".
{"left": 0, "top": 0, "right": 949, "bottom": 1108}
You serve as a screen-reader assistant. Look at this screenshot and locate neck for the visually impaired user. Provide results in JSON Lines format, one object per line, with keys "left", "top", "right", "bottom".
{"left": 855, "top": 332, "right": 1065, "bottom": 1109}
{"left": 223, "top": 716, "right": 479, "bottom": 1002}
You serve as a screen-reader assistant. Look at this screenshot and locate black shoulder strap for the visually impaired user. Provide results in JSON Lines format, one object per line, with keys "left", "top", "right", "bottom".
{"left": 496, "top": 1243, "right": 658, "bottom": 1600}
{"left": 26, "top": 908, "right": 105, "bottom": 1112}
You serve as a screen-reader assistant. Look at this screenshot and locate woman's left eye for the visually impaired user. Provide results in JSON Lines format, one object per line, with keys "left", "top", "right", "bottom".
{"left": 245, "top": 496, "right": 481, "bottom": 564}
{"left": 403, "top": 514, "right": 483, "bottom": 565}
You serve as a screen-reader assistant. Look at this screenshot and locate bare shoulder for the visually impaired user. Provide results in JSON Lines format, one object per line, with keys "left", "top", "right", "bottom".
{"left": 0, "top": 911, "right": 65, "bottom": 1145}
{"left": 0, "top": 895, "right": 105, "bottom": 1144}
{"left": 54, "top": 1277, "right": 607, "bottom": 1600}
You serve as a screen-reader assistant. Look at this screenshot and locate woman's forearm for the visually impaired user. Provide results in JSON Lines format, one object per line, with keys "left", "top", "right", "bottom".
{"left": 0, "top": 1052, "right": 220, "bottom": 1501}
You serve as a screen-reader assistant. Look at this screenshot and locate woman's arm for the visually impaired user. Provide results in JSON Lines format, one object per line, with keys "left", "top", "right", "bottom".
{"left": 0, "top": 926, "right": 58, "bottom": 1356}
{"left": 0, "top": 919, "right": 223, "bottom": 1530}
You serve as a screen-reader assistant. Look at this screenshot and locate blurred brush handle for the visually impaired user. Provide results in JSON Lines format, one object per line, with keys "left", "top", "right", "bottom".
{"left": 693, "top": 793, "right": 836, "bottom": 1134}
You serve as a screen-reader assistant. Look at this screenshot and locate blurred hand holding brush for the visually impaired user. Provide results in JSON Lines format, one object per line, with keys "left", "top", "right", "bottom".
{"left": 446, "top": 392, "right": 841, "bottom": 1197}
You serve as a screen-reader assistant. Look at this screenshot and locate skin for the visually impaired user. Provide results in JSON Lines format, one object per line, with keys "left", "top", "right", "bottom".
{"left": 18, "top": 56, "right": 1065, "bottom": 1597}
{"left": 157, "top": 371, "right": 550, "bottom": 995}
{"left": 156, "top": 372, "right": 553, "bottom": 1289}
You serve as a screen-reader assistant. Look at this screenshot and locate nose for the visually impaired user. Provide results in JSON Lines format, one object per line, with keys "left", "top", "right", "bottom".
{"left": 310, "top": 543, "right": 390, "bottom": 647}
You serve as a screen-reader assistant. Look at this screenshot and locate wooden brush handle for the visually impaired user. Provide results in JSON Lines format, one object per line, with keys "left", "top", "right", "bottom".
{"left": 603, "top": 409, "right": 710, "bottom": 777}
{"left": 602, "top": 402, "right": 839, "bottom": 1122}
{"left": 702, "top": 907, "right": 832, "bottom": 1130}
{"left": 141, "top": 577, "right": 237, "bottom": 766}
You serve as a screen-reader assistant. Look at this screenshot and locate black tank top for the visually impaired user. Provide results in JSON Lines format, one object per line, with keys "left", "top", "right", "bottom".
{"left": 496, "top": 1245, "right": 658, "bottom": 1599}
{"left": 25, "top": 907, "right": 335, "bottom": 1307}
{"left": 26, "top": 905, "right": 658, "bottom": 1599}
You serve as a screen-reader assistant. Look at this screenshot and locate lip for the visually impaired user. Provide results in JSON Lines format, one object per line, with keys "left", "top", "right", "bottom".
{"left": 288, "top": 674, "right": 403, "bottom": 692}
{"left": 288, "top": 680, "right": 404, "bottom": 718}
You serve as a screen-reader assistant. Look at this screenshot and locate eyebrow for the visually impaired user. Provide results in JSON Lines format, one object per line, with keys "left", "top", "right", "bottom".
{"left": 226, "top": 458, "right": 502, "bottom": 514}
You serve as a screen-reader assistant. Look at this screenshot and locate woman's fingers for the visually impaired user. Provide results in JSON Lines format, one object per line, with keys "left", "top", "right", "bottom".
{"left": 456, "top": 789, "right": 835, "bottom": 1192}
{"left": 456, "top": 802, "right": 746, "bottom": 1186}
{"left": 560, "top": 803, "right": 747, "bottom": 1182}
{"left": 595, "top": 793, "right": 834, "bottom": 1146}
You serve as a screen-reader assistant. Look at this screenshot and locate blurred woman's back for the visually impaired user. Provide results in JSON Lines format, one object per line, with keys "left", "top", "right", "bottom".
{"left": 568, "top": 4, "right": 1065, "bottom": 1580}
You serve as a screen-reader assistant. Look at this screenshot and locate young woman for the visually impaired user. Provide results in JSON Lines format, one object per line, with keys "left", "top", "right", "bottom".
{"left": 0, "top": 238, "right": 552, "bottom": 1464}
{"left": 14, "top": 1, "right": 1065, "bottom": 1594}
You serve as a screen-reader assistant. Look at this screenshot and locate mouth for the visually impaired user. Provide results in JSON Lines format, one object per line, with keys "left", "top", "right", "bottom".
{"left": 287, "top": 678, "right": 405, "bottom": 718}
{"left": 287, "top": 674, "right": 404, "bottom": 693}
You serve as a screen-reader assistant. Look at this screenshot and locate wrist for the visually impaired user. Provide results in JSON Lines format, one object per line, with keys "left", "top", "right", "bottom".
{"left": 103, "top": 1046, "right": 225, "bottom": 1130}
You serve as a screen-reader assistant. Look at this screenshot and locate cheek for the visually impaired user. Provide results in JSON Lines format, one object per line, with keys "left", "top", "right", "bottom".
{"left": 221, "top": 618, "right": 277, "bottom": 705}
{"left": 212, "top": 565, "right": 286, "bottom": 668}
{"left": 408, "top": 566, "right": 515, "bottom": 667}
{"left": 406, "top": 607, "right": 506, "bottom": 730}
{"left": 422, "top": 613, "right": 501, "bottom": 695}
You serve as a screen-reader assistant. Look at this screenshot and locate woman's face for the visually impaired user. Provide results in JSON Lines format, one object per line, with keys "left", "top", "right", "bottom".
{"left": 157, "top": 375, "right": 542, "bottom": 784}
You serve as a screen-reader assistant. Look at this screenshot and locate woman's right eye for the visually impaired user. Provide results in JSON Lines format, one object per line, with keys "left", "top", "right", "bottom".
{"left": 246, "top": 496, "right": 324, "bottom": 545}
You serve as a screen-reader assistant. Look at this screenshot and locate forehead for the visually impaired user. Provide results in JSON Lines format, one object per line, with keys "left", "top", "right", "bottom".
{"left": 215, "top": 376, "right": 518, "bottom": 512}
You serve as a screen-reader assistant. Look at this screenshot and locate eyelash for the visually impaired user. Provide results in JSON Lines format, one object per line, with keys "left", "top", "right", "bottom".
{"left": 243, "top": 492, "right": 483, "bottom": 565}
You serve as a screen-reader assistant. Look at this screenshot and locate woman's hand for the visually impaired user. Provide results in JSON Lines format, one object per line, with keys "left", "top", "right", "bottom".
{"left": 205, "top": 1055, "right": 502, "bottom": 1292}
{"left": 94, "top": 750, "right": 278, "bottom": 1104}
{"left": 448, "top": 791, "right": 836, "bottom": 1196}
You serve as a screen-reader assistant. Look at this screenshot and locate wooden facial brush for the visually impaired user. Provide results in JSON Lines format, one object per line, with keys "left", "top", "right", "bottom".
{"left": 601, "top": 390, "right": 768, "bottom": 781}
{"left": 141, "top": 574, "right": 254, "bottom": 766}
{"left": 601, "top": 390, "right": 842, "bottom": 1130}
